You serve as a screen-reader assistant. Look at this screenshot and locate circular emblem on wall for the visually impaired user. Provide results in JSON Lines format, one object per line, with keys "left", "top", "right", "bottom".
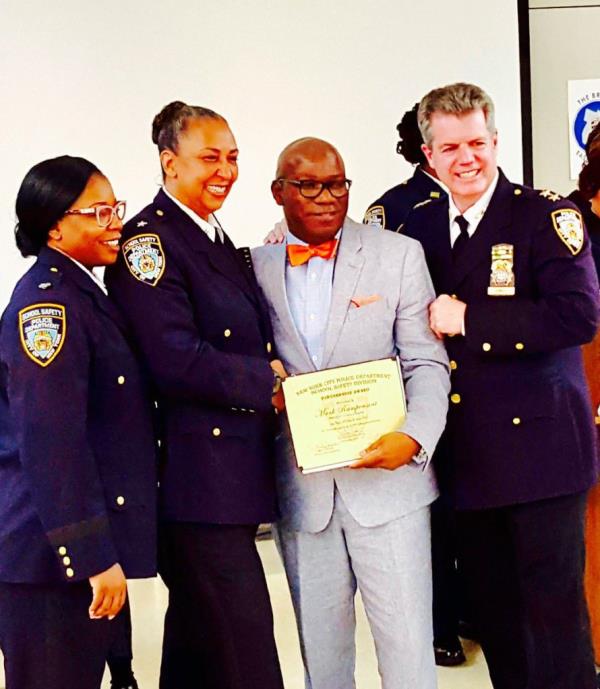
{"left": 573, "top": 101, "right": 600, "bottom": 150}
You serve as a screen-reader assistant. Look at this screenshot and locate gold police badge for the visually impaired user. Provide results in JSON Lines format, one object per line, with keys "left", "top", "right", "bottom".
{"left": 488, "top": 244, "right": 515, "bottom": 296}
{"left": 122, "top": 233, "right": 165, "bottom": 286}
{"left": 551, "top": 209, "right": 584, "bottom": 255}
{"left": 19, "top": 303, "right": 66, "bottom": 367}
{"left": 363, "top": 205, "right": 385, "bottom": 229}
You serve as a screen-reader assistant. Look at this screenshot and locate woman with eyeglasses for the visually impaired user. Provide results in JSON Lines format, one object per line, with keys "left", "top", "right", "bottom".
{"left": 105, "top": 102, "right": 284, "bottom": 689}
{"left": 0, "top": 156, "right": 157, "bottom": 689}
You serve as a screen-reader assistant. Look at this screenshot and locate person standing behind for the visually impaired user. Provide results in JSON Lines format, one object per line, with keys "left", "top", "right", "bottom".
{"left": 105, "top": 101, "right": 284, "bottom": 689}
{"left": 403, "top": 82, "right": 599, "bottom": 689}
{"left": 0, "top": 156, "right": 157, "bottom": 689}
{"left": 575, "top": 152, "right": 600, "bottom": 679}
{"left": 253, "top": 137, "right": 450, "bottom": 689}
{"left": 569, "top": 121, "right": 600, "bottom": 275}
{"left": 364, "top": 103, "right": 447, "bottom": 232}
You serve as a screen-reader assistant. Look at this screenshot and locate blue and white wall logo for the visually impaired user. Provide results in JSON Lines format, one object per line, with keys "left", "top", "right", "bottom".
{"left": 568, "top": 80, "right": 600, "bottom": 180}
{"left": 573, "top": 101, "right": 600, "bottom": 150}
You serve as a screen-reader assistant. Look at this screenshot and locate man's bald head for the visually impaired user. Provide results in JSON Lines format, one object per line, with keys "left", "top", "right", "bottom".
{"left": 275, "top": 138, "right": 345, "bottom": 179}
{"left": 272, "top": 137, "right": 349, "bottom": 244}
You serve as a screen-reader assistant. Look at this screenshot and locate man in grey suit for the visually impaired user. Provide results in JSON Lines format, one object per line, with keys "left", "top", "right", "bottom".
{"left": 252, "top": 138, "right": 450, "bottom": 689}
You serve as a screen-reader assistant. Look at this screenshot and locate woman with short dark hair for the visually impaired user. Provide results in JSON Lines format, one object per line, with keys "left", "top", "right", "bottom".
{"left": 0, "top": 156, "right": 157, "bottom": 689}
{"left": 105, "top": 102, "right": 285, "bottom": 689}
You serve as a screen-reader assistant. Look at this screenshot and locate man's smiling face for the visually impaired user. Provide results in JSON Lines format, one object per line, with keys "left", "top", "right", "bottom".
{"left": 422, "top": 108, "right": 498, "bottom": 213}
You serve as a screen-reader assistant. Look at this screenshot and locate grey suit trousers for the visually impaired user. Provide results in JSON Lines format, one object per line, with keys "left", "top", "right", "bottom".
{"left": 276, "top": 487, "right": 436, "bottom": 689}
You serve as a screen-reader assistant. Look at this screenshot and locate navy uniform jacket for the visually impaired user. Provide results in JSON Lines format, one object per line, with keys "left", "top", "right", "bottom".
{"left": 403, "top": 171, "right": 600, "bottom": 510}
{"left": 0, "top": 248, "right": 157, "bottom": 583}
{"left": 363, "top": 166, "right": 446, "bottom": 232}
{"left": 105, "top": 190, "right": 277, "bottom": 525}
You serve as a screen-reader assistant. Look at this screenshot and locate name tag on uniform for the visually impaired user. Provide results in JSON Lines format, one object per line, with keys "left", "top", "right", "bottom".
{"left": 488, "top": 244, "right": 515, "bottom": 296}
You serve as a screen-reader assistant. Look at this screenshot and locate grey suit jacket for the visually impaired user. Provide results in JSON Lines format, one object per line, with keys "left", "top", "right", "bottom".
{"left": 252, "top": 218, "right": 450, "bottom": 532}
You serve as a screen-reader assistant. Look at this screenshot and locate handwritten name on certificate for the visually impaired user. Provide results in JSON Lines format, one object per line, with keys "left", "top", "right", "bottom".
{"left": 282, "top": 358, "right": 406, "bottom": 473}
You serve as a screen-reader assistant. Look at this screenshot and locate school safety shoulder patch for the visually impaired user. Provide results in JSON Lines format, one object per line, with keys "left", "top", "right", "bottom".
{"left": 551, "top": 209, "right": 584, "bottom": 255}
{"left": 363, "top": 205, "right": 385, "bottom": 229}
{"left": 122, "top": 233, "right": 165, "bottom": 286}
{"left": 18, "top": 303, "right": 66, "bottom": 367}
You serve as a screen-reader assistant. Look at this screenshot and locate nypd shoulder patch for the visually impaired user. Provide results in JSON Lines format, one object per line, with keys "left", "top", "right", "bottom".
{"left": 363, "top": 205, "right": 385, "bottom": 229}
{"left": 551, "top": 208, "right": 584, "bottom": 255}
{"left": 18, "top": 303, "right": 66, "bottom": 367}
{"left": 122, "top": 233, "right": 166, "bottom": 286}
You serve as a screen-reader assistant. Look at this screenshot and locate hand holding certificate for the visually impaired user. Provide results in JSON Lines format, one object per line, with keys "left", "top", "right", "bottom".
{"left": 282, "top": 358, "right": 411, "bottom": 473}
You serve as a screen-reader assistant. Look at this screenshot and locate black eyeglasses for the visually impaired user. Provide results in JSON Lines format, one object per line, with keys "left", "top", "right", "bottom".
{"left": 64, "top": 201, "right": 127, "bottom": 228}
{"left": 277, "top": 178, "right": 352, "bottom": 199}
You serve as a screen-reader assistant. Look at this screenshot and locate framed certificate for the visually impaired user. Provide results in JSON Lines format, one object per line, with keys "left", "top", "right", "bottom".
{"left": 282, "top": 358, "right": 406, "bottom": 473}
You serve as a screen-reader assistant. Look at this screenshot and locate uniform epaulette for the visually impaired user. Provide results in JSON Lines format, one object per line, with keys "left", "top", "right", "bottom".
{"left": 412, "top": 199, "right": 432, "bottom": 210}
{"left": 538, "top": 188, "right": 563, "bottom": 202}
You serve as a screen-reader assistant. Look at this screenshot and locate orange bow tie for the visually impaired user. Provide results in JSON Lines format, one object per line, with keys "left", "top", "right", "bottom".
{"left": 286, "top": 239, "right": 339, "bottom": 267}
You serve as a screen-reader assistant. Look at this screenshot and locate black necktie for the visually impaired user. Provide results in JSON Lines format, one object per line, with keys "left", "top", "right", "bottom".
{"left": 452, "top": 215, "right": 470, "bottom": 260}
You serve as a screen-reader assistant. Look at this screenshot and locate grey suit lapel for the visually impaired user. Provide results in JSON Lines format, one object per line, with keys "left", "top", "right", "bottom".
{"left": 321, "top": 220, "right": 365, "bottom": 368}
{"left": 267, "top": 243, "right": 315, "bottom": 371}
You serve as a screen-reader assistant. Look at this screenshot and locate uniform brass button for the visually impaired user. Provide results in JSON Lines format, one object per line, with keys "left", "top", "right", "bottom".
{"left": 450, "top": 393, "right": 461, "bottom": 404}
{"left": 512, "top": 417, "right": 521, "bottom": 425}
{"left": 515, "top": 342, "right": 525, "bottom": 351}
{"left": 62, "top": 556, "right": 71, "bottom": 566}
{"left": 266, "top": 342, "right": 272, "bottom": 353}
{"left": 50, "top": 267, "right": 59, "bottom": 273}
{"left": 117, "top": 375, "right": 125, "bottom": 385}
{"left": 156, "top": 209, "right": 164, "bottom": 217}
{"left": 212, "top": 427, "right": 221, "bottom": 437}
{"left": 451, "top": 294, "right": 458, "bottom": 300}
{"left": 66, "top": 568, "right": 74, "bottom": 578}
{"left": 449, "top": 360, "right": 458, "bottom": 370}
{"left": 116, "top": 496, "right": 125, "bottom": 506}
{"left": 58, "top": 546, "right": 67, "bottom": 556}
{"left": 482, "top": 342, "right": 492, "bottom": 352}
{"left": 514, "top": 188, "right": 522, "bottom": 196}
{"left": 224, "top": 329, "right": 231, "bottom": 338}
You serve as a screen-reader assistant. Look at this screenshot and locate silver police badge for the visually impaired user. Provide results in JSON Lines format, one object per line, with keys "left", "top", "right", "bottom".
{"left": 18, "top": 303, "right": 66, "bottom": 367}
{"left": 551, "top": 209, "right": 584, "bottom": 255}
{"left": 488, "top": 244, "right": 515, "bottom": 296}
{"left": 122, "top": 233, "right": 165, "bottom": 286}
{"left": 363, "top": 205, "right": 385, "bottom": 229}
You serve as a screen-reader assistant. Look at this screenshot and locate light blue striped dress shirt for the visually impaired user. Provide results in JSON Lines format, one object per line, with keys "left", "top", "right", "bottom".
{"left": 285, "top": 230, "right": 341, "bottom": 369}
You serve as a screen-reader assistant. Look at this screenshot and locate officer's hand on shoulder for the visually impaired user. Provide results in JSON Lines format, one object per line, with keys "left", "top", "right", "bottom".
{"left": 263, "top": 218, "right": 288, "bottom": 244}
{"left": 88, "top": 563, "right": 127, "bottom": 620}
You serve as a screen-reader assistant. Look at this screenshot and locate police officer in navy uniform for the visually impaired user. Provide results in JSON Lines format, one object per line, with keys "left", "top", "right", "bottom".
{"left": 366, "top": 103, "right": 467, "bottom": 668}
{"left": 363, "top": 103, "right": 446, "bottom": 232}
{"left": 403, "top": 83, "right": 599, "bottom": 689}
{"left": 105, "top": 102, "right": 285, "bottom": 689}
{"left": 0, "top": 156, "right": 157, "bottom": 689}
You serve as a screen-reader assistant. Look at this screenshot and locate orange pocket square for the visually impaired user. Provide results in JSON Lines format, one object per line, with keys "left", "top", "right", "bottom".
{"left": 350, "top": 294, "right": 382, "bottom": 308}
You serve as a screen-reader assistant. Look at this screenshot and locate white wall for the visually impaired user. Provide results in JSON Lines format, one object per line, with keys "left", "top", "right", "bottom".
{"left": 529, "top": 1, "right": 600, "bottom": 193}
{"left": 0, "top": 0, "right": 523, "bottom": 308}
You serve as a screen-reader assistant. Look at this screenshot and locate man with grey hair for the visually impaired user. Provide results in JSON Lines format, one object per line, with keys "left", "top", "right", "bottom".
{"left": 402, "top": 82, "right": 599, "bottom": 689}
